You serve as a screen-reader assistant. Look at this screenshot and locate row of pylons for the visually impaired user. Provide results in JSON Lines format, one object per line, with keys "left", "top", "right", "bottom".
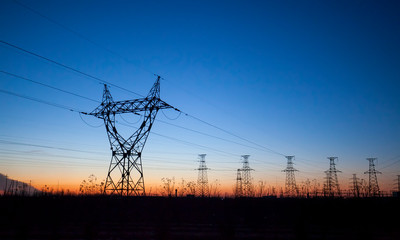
{"left": 282, "top": 156, "right": 383, "bottom": 197}
{"left": 321, "top": 157, "right": 382, "bottom": 197}
{"left": 196, "top": 154, "right": 387, "bottom": 198}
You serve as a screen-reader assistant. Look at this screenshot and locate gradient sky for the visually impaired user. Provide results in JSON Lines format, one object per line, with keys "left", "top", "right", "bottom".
{"left": 0, "top": 0, "right": 399, "bottom": 194}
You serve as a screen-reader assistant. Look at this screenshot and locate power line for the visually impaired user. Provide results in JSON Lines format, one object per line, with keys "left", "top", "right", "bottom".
{"left": 0, "top": 156, "right": 104, "bottom": 168}
{"left": 115, "top": 119, "right": 241, "bottom": 158}
{"left": 376, "top": 154, "right": 400, "bottom": 165}
{"left": 0, "top": 88, "right": 83, "bottom": 112}
{"left": 179, "top": 111, "right": 286, "bottom": 157}
{"left": 379, "top": 159, "right": 400, "bottom": 170}
{"left": 0, "top": 70, "right": 100, "bottom": 103}
{"left": 295, "top": 158, "right": 326, "bottom": 171}
{"left": 79, "top": 112, "right": 103, "bottom": 128}
{"left": 0, "top": 161, "right": 104, "bottom": 169}
{"left": 0, "top": 148, "right": 104, "bottom": 162}
{"left": 0, "top": 155, "right": 195, "bottom": 171}
{"left": 0, "top": 134, "right": 102, "bottom": 148}
{"left": 0, "top": 143, "right": 232, "bottom": 170}
{"left": 155, "top": 117, "right": 279, "bottom": 154}
{"left": 0, "top": 143, "right": 206, "bottom": 170}
{"left": 137, "top": 122, "right": 278, "bottom": 165}
{"left": 0, "top": 40, "right": 144, "bottom": 97}
{"left": 0, "top": 139, "right": 106, "bottom": 155}
{"left": 150, "top": 129, "right": 241, "bottom": 158}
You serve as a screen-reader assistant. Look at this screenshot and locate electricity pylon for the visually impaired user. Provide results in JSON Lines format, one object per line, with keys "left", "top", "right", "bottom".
{"left": 396, "top": 175, "right": 400, "bottom": 192}
{"left": 282, "top": 156, "right": 298, "bottom": 197}
{"left": 360, "top": 178, "right": 368, "bottom": 197}
{"left": 364, "top": 158, "right": 381, "bottom": 197}
{"left": 235, "top": 169, "right": 243, "bottom": 198}
{"left": 88, "top": 76, "right": 177, "bottom": 196}
{"left": 196, "top": 154, "right": 209, "bottom": 197}
{"left": 323, "top": 157, "right": 341, "bottom": 197}
{"left": 241, "top": 155, "right": 254, "bottom": 197}
{"left": 349, "top": 174, "right": 361, "bottom": 198}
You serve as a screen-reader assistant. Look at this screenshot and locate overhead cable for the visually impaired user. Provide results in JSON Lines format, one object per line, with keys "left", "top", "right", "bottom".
{"left": 0, "top": 88, "right": 83, "bottom": 113}
{"left": 0, "top": 70, "right": 100, "bottom": 103}
{"left": 0, "top": 40, "right": 144, "bottom": 97}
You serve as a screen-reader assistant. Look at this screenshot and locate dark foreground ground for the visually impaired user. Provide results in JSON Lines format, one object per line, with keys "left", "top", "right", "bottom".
{"left": 0, "top": 196, "right": 399, "bottom": 240}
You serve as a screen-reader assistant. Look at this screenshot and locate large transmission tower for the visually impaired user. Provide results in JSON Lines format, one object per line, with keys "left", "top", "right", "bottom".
{"left": 282, "top": 156, "right": 298, "bottom": 197}
{"left": 241, "top": 155, "right": 254, "bottom": 197}
{"left": 323, "top": 157, "right": 341, "bottom": 197}
{"left": 88, "top": 76, "right": 177, "bottom": 196}
{"left": 349, "top": 174, "right": 361, "bottom": 198}
{"left": 235, "top": 169, "right": 243, "bottom": 198}
{"left": 364, "top": 158, "right": 381, "bottom": 197}
{"left": 196, "top": 154, "right": 209, "bottom": 197}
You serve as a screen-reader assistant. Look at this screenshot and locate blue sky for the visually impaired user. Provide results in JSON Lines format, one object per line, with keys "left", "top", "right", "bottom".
{"left": 0, "top": 0, "right": 399, "bottom": 193}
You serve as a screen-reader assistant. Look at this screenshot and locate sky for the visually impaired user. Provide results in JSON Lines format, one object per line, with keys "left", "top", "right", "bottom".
{"left": 0, "top": 0, "right": 399, "bottom": 195}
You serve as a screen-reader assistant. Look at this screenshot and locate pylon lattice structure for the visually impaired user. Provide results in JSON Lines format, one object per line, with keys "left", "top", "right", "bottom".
{"left": 196, "top": 154, "right": 209, "bottom": 197}
{"left": 282, "top": 156, "right": 298, "bottom": 197}
{"left": 235, "top": 169, "right": 243, "bottom": 198}
{"left": 364, "top": 158, "right": 381, "bottom": 197}
{"left": 396, "top": 175, "right": 400, "bottom": 193}
{"left": 349, "top": 173, "right": 361, "bottom": 198}
{"left": 323, "top": 157, "right": 341, "bottom": 197}
{"left": 360, "top": 179, "right": 368, "bottom": 197}
{"left": 88, "top": 76, "right": 177, "bottom": 196}
{"left": 241, "top": 155, "right": 254, "bottom": 197}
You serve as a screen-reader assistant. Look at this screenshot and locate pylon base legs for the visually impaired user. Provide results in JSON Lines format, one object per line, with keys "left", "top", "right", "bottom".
{"left": 103, "top": 154, "right": 145, "bottom": 196}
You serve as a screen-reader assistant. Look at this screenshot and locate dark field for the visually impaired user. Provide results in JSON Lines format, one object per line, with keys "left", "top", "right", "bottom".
{"left": 1, "top": 196, "right": 399, "bottom": 240}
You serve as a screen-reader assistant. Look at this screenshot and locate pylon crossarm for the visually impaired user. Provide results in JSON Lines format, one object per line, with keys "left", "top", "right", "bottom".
{"left": 89, "top": 98, "right": 174, "bottom": 117}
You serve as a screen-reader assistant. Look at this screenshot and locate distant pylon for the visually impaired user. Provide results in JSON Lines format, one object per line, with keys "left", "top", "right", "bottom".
{"left": 364, "top": 158, "right": 381, "bottom": 197}
{"left": 282, "top": 156, "right": 298, "bottom": 197}
{"left": 323, "top": 157, "right": 341, "bottom": 197}
{"left": 396, "top": 175, "right": 400, "bottom": 192}
{"left": 241, "top": 155, "right": 254, "bottom": 197}
{"left": 235, "top": 169, "right": 243, "bottom": 198}
{"left": 349, "top": 174, "right": 361, "bottom": 198}
{"left": 196, "top": 154, "right": 209, "bottom": 197}
{"left": 360, "top": 178, "right": 368, "bottom": 197}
